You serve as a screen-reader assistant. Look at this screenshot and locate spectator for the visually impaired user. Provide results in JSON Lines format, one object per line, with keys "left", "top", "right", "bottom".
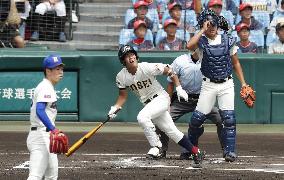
{"left": 208, "top": 0, "right": 223, "bottom": 16}
{"left": 128, "top": 1, "right": 154, "bottom": 31}
{"left": 144, "top": 0, "right": 164, "bottom": 23}
{"left": 176, "top": 0, "right": 195, "bottom": 10}
{"left": 157, "top": 19, "right": 183, "bottom": 51}
{"left": 167, "top": 1, "right": 195, "bottom": 33}
{"left": 275, "top": 0, "right": 284, "bottom": 16}
{"left": 236, "top": 3, "right": 263, "bottom": 30}
{"left": 144, "top": 0, "right": 159, "bottom": 9}
{"left": 17, "top": 0, "right": 31, "bottom": 39}
{"left": 270, "top": 0, "right": 284, "bottom": 29}
{"left": 30, "top": 0, "right": 67, "bottom": 42}
{"left": 235, "top": 23, "right": 258, "bottom": 53}
{"left": 157, "top": 19, "right": 183, "bottom": 50}
{"left": 268, "top": 21, "right": 284, "bottom": 54}
{"left": 0, "top": 0, "right": 25, "bottom": 48}
{"left": 127, "top": 20, "right": 154, "bottom": 51}
{"left": 207, "top": 0, "right": 237, "bottom": 15}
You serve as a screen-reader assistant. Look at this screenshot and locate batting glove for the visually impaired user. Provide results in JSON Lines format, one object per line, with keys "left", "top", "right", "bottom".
{"left": 176, "top": 86, "right": 188, "bottom": 102}
{"left": 108, "top": 106, "right": 121, "bottom": 120}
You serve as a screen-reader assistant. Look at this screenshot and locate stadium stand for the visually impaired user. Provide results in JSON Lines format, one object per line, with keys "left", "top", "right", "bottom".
{"left": 220, "top": 10, "right": 234, "bottom": 27}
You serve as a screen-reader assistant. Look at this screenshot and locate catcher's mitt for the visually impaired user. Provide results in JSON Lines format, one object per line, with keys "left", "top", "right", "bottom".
{"left": 240, "top": 85, "right": 256, "bottom": 108}
{"left": 50, "top": 129, "right": 69, "bottom": 154}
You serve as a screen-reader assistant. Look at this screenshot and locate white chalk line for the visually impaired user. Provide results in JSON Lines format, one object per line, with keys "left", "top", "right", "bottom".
{"left": 12, "top": 161, "right": 89, "bottom": 170}
{"left": 9, "top": 153, "right": 284, "bottom": 174}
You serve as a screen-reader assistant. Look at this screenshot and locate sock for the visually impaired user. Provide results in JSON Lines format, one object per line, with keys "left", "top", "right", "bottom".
{"left": 178, "top": 135, "right": 196, "bottom": 153}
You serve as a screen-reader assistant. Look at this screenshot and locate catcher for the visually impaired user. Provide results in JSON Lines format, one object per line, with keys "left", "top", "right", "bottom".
{"left": 186, "top": 9, "right": 255, "bottom": 162}
{"left": 27, "top": 54, "right": 68, "bottom": 180}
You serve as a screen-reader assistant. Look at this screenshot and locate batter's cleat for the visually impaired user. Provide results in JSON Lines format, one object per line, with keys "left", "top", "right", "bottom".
{"left": 160, "top": 150, "right": 167, "bottom": 158}
{"left": 224, "top": 152, "right": 237, "bottom": 162}
{"left": 179, "top": 152, "right": 191, "bottom": 160}
{"left": 192, "top": 150, "right": 205, "bottom": 168}
{"left": 146, "top": 147, "right": 163, "bottom": 159}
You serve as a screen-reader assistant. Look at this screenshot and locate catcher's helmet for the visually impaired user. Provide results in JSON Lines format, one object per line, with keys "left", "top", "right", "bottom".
{"left": 118, "top": 45, "right": 138, "bottom": 65}
{"left": 197, "top": 9, "right": 229, "bottom": 32}
{"left": 197, "top": 9, "right": 219, "bottom": 28}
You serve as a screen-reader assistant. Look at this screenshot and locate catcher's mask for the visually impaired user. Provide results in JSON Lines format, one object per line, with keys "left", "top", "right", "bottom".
{"left": 197, "top": 9, "right": 219, "bottom": 28}
{"left": 118, "top": 45, "right": 139, "bottom": 66}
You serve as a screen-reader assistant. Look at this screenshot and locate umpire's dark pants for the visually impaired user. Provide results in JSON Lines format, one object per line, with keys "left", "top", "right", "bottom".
{"left": 156, "top": 92, "right": 223, "bottom": 153}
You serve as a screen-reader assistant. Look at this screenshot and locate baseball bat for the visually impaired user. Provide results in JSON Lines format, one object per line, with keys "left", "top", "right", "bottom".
{"left": 65, "top": 108, "right": 121, "bottom": 157}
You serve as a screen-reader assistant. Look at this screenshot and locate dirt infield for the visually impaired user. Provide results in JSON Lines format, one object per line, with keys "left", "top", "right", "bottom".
{"left": 1, "top": 130, "right": 284, "bottom": 180}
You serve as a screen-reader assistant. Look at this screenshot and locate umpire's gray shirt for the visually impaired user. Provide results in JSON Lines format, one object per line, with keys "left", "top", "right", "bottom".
{"left": 167, "top": 54, "right": 202, "bottom": 94}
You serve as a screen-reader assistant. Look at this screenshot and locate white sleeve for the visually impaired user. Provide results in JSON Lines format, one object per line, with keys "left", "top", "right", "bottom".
{"left": 116, "top": 73, "right": 126, "bottom": 89}
{"left": 144, "top": 63, "right": 166, "bottom": 76}
{"left": 230, "top": 45, "right": 239, "bottom": 56}
{"left": 37, "top": 88, "right": 56, "bottom": 103}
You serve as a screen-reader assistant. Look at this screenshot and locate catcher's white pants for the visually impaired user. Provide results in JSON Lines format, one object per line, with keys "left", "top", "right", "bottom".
{"left": 35, "top": 1, "right": 66, "bottom": 17}
{"left": 27, "top": 128, "right": 58, "bottom": 180}
{"left": 196, "top": 78, "right": 235, "bottom": 114}
{"left": 137, "top": 91, "right": 184, "bottom": 147}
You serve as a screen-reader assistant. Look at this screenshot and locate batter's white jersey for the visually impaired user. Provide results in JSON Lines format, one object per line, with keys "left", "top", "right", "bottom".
{"left": 30, "top": 78, "right": 57, "bottom": 128}
{"left": 116, "top": 62, "right": 167, "bottom": 103}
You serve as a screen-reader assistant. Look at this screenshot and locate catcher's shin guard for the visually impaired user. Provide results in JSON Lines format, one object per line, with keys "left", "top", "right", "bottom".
{"left": 188, "top": 110, "right": 206, "bottom": 146}
{"left": 219, "top": 110, "right": 236, "bottom": 155}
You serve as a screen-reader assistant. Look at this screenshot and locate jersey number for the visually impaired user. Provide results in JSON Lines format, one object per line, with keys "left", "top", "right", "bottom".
{"left": 50, "top": 102, "right": 57, "bottom": 110}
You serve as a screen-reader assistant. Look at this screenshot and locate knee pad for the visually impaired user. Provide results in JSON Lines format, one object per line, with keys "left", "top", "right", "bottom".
{"left": 190, "top": 110, "right": 206, "bottom": 128}
{"left": 219, "top": 110, "right": 236, "bottom": 153}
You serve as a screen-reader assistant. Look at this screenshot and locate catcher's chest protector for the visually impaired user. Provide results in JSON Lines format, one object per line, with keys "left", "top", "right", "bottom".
{"left": 199, "top": 34, "right": 235, "bottom": 80}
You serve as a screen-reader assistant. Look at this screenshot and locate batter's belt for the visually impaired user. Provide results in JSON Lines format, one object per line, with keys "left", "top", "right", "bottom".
{"left": 144, "top": 94, "right": 158, "bottom": 104}
{"left": 31, "top": 127, "right": 49, "bottom": 132}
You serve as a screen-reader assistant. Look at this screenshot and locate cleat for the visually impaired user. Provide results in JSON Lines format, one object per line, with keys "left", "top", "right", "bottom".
{"left": 192, "top": 150, "right": 205, "bottom": 168}
{"left": 179, "top": 152, "right": 191, "bottom": 160}
{"left": 146, "top": 146, "right": 163, "bottom": 159}
{"left": 224, "top": 152, "right": 237, "bottom": 162}
{"left": 160, "top": 150, "right": 167, "bottom": 158}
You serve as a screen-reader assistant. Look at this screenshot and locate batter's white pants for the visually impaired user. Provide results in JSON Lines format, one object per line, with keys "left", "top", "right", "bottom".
{"left": 137, "top": 91, "right": 184, "bottom": 148}
{"left": 35, "top": 1, "right": 66, "bottom": 17}
{"left": 196, "top": 78, "right": 235, "bottom": 114}
{"left": 27, "top": 128, "right": 58, "bottom": 180}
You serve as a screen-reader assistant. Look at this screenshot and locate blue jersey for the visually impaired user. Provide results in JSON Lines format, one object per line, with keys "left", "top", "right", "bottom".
{"left": 167, "top": 54, "right": 202, "bottom": 94}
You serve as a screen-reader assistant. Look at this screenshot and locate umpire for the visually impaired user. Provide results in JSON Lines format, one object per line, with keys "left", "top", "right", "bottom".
{"left": 157, "top": 53, "right": 223, "bottom": 160}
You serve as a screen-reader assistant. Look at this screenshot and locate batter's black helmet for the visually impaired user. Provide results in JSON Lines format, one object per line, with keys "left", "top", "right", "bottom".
{"left": 118, "top": 45, "right": 138, "bottom": 65}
